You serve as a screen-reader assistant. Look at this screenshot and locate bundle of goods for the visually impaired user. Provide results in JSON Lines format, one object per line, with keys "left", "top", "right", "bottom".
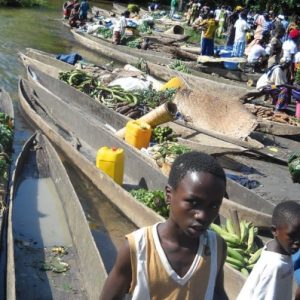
{"left": 59, "top": 70, "right": 176, "bottom": 118}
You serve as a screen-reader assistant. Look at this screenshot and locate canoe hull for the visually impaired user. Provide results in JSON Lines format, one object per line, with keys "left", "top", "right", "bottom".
{"left": 6, "top": 132, "right": 106, "bottom": 300}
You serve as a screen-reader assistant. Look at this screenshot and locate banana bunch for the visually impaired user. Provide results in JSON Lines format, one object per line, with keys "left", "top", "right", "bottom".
{"left": 169, "top": 60, "right": 191, "bottom": 74}
{"left": 210, "top": 219, "right": 263, "bottom": 277}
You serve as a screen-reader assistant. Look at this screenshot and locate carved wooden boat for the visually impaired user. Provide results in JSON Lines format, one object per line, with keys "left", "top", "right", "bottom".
{"left": 6, "top": 132, "right": 106, "bottom": 299}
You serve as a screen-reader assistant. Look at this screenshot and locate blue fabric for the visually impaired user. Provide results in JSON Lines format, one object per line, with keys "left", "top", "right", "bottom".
{"left": 232, "top": 41, "right": 245, "bottom": 57}
{"left": 201, "top": 38, "right": 214, "bottom": 56}
{"left": 226, "top": 173, "right": 260, "bottom": 189}
{"left": 293, "top": 250, "right": 300, "bottom": 285}
{"left": 56, "top": 53, "right": 83, "bottom": 65}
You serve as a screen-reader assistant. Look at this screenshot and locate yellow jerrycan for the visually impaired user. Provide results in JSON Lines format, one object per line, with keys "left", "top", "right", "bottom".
{"left": 125, "top": 120, "right": 152, "bottom": 149}
{"left": 96, "top": 147, "right": 124, "bottom": 185}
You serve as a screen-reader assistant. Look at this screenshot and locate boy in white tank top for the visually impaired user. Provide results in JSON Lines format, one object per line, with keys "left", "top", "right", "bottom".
{"left": 100, "top": 152, "right": 228, "bottom": 300}
{"left": 237, "top": 201, "right": 300, "bottom": 300}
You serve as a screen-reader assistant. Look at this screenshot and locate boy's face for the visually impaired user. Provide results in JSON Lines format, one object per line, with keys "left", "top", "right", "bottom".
{"left": 166, "top": 171, "right": 225, "bottom": 239}
{"left": 273, "top": 220, "right": 300, "bottom": 255}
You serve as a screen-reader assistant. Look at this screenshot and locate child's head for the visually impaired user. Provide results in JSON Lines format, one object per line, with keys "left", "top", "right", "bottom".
{"left": 272, "top": 201, "right": 300, "bottom": 255}
{"left": 166, "top": 151, "right": 226, "bottom": 238}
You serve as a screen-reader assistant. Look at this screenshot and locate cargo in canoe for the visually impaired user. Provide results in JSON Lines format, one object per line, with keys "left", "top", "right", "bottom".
{"left": 6, "top": 132, "right": 106, "bottom": 299}
{"left": 18, "top": 78, "right": 246, "bottom": 299}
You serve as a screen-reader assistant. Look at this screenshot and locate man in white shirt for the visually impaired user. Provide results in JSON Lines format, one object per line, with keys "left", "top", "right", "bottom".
{"left": 232, "top": 12, "right": 250, "bottom": 57}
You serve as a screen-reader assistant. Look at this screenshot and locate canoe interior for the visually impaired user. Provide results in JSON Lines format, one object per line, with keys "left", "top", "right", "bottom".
{"left": 6, "top": 133, "right": 106, "bottom": 300}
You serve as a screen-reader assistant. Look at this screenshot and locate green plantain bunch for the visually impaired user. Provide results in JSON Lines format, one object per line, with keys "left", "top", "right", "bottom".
{"left": 210, "top": 219, "right": 263, "bottom": 277}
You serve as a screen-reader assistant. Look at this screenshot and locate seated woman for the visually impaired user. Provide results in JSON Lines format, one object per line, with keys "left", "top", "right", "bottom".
{"left": 241, "top": 62, "right": 293, "bottom": 111}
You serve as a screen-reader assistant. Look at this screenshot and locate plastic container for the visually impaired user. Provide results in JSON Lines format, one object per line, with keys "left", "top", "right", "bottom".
{"left": 96, "top": 147, "right": 124, "bottom": 185}
{"left": 160, "top": 77, "right": 184, "bottom": 91}
{"left": 125, "top": 120, "right": 152, "bottom": 149}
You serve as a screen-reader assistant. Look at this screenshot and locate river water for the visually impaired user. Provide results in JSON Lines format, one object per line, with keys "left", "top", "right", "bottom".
{"left": 0, "top": 0, "right": 136, "bottom": 280}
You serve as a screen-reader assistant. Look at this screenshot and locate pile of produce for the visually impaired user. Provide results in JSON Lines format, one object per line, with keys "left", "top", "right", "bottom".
{"left": 138, "top": 22, "right": 152, "bottom": 34}
{"left": 152, "top": 126, "right": 177, "bottom": 143}
{"left": 169, "top": 60, "right": 191, "bottom": 74}
{"left": 127, "top": 38, "right": 142, "bottom": 48}
{"left": 59, "top": 70, "right": 176, "bottom": 118}
{"left": 288, "top": 153, "right": 300, "bottom": 183}
{"left": 0, "top": 112, "right": 13, "bottom": 183}
{"left": 97, "top": 27, "right": 113, "bottom": 39}
{"left": 130, "top": 188, "right": 168, "bottom": 218}
{"left": 211, "top": 219, "right": 263, "bottom": 277}
{"left": 244, "top": 103, "right": 300, "bottom": 126}
{"left": 148, "top": 142, "right": 191, "bottom": 168}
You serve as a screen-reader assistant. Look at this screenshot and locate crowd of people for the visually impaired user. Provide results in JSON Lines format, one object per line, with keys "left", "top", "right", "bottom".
{"left": 182, "top": 3, "right": 300, "bottom": 112}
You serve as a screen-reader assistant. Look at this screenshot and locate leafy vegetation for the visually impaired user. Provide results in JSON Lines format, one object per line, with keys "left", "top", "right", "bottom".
{"left": 130, "top": 188, "right": 169, "bottom": 218}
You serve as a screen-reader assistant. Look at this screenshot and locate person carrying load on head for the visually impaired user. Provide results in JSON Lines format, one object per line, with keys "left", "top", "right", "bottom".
{"left": 100, "top": 151, "right": 229, "bottom": 300}
{"left": 113, "top": 10, "right": 130, "bottom": 45}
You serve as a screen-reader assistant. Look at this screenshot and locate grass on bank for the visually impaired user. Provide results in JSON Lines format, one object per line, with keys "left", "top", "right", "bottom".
{"left": 0, "top": 0, "right": 45, "bottom": 7}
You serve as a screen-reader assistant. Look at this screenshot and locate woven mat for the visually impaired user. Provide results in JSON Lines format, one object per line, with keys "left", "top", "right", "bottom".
{"left": 174, "top": 89, "right": 258, "bottom": 140}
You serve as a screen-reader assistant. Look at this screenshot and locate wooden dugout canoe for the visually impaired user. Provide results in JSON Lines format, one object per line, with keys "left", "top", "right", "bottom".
{"left": 0, "top": 88, "right": 14, "bottom": 265}
{"left": 6, "top": 132, "right": 106, "bottom": 300}
{"left": 18, "top": 77, "right": 246, "bottom": 299}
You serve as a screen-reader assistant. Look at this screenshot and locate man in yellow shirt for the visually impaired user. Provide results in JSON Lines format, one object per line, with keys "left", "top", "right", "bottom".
{"left": 199, "top": 12, "right": 217, "bottom": 56}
